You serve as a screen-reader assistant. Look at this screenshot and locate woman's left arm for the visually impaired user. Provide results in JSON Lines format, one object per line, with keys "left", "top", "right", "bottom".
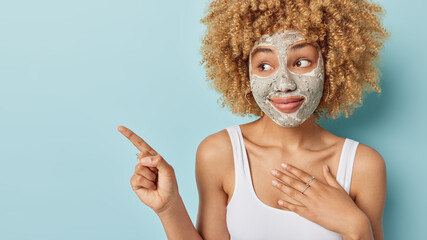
{"left": 270, "top": 144, "right": 387, "bottom": 240}
{"left": 348, "top": 144, "right": 387, "bottom": 240}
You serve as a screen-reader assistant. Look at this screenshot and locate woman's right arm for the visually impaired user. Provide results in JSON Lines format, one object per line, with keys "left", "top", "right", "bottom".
{"left": 119, "top": 125, "right": 203, "bottom": 240}
{"left": 119, "top": 126, "right": 229, "bottom": 240}
{"left": 155, "top": 195, "right": 203, "bottom": 240}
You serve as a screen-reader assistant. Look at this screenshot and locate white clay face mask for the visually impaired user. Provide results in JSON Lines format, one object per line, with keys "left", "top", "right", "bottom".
{"left": 249, "top": 30, "right": 324, "bottom": 127}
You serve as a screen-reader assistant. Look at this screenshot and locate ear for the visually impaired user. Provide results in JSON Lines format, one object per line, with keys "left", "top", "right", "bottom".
{"left": 322, "top": 165, "right": 345, "bottom": 191}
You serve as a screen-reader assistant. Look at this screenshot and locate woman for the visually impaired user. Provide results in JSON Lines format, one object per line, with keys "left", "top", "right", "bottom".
{"left": 118, "top": 0, "right": 388, "bottom": 239}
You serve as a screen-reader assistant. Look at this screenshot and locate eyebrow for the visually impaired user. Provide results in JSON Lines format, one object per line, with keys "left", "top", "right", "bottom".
{"left": 289, "top": 42, "right": 312, "bottom": 51}
{"left": 252, "top": 42, "right": 314, "bottom": 56}
{"left": 251, "top": 47, "right": 274, "bottom": 56}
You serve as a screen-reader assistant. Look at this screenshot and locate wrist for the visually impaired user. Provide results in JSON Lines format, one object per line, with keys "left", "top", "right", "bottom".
{"left": 154, "top": 195, "right": 203, "bottom": 240}
{"left": 342, "top": 211, "right": 372, "bottom": 240}
{"left": 155, "top": 195, "right": 184, "bottom": 217}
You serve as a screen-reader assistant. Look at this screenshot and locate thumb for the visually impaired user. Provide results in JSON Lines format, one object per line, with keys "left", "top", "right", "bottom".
{"left": 140, "top": 155, "right": 172, "bottom": 174}
{"left": 323, "top": 164, "right": 342, "bottom": 189}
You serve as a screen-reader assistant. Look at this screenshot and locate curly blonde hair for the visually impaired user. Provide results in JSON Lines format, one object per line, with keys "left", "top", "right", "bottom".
{"left": 200, "top": 0, "right": 389, "bottom": 119}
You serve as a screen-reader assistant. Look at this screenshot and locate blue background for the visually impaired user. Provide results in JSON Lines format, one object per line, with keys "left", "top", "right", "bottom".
{"left": 0, "top": 0, "right": 425, "bottom": 239}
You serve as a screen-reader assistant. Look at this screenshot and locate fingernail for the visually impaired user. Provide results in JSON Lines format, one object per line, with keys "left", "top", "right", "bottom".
{"left": 272, "top": 180, "right": 279, "bottom": 186}
{"left": 281, "top": 163, "right": 287, "bottom": 168}
{"left": 141, "top": 157, "right": 151, "bottom": 164}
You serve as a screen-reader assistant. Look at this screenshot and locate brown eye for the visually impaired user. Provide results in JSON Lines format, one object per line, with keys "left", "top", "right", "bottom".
{"left": 258, "top": 63, "right": 273, "bottom": 71}
{"left": 295, "top": 59, "right": 311, "bottom": 68}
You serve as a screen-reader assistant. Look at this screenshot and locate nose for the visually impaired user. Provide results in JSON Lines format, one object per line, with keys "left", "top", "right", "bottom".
{"left": 274, "top": 72, "right": 296, "bottom": 93}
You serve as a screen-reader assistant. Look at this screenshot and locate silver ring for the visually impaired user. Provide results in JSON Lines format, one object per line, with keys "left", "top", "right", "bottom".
{"left": 301, "top": 176, "right": 315, "bottom": 194}
{"left": 301, "top": 185, "right": 310, "bottom": 194}
{"left": 306, "top": 176, "right": 315, "bottom": 185}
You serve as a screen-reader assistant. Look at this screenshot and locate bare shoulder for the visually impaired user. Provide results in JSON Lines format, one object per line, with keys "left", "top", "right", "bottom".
{"left": 354, "top": 143, "right": 385, "bottom": 164}
{"left": 352, "top": 143, "right": 387, "bottom": 187}
{"left": 196, "top": 128, "right": 233, "bottom": 186}
{"left": 351, "top": 142, "right": 387, "bottom": 197}
{"left": 196, "top": 128, "right": 233, "bottom": 179}
{"left": 196, "top": 129, "right": 232, "bottom": 162}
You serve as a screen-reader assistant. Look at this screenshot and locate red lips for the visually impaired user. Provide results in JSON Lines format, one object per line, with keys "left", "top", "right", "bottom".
{"left": 268, "top": 96, "right": 305, "bottom": 113}
{"left": 269, "top": 96, "right": 304, "bottom": 104}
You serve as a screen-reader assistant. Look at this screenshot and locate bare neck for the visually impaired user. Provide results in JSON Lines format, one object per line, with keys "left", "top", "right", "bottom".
{"left": 252, "top": 114, "right": 324, "bottom": 151}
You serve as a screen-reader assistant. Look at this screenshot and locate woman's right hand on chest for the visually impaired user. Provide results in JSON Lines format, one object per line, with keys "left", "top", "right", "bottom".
{"left": 118, "top": 125, "right": 180, "bottom": 215}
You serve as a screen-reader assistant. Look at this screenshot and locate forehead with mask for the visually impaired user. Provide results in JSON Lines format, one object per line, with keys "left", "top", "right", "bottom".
{"left": 249, "top": 30, "right": 324, "bottom": 127}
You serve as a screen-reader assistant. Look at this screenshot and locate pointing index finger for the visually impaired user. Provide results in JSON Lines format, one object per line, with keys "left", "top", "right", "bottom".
{"left": 117, "top": 125, "right": 158, "bottom": 155}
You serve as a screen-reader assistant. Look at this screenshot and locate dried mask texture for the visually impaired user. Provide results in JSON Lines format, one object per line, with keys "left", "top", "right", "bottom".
{"left": 249, "top": 30, "right": 324, "bottom": 127}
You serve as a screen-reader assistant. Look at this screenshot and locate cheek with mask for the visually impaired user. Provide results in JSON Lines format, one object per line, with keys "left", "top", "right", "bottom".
{"left": 249, "top": 30, "right": 324, "bottom": 127}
